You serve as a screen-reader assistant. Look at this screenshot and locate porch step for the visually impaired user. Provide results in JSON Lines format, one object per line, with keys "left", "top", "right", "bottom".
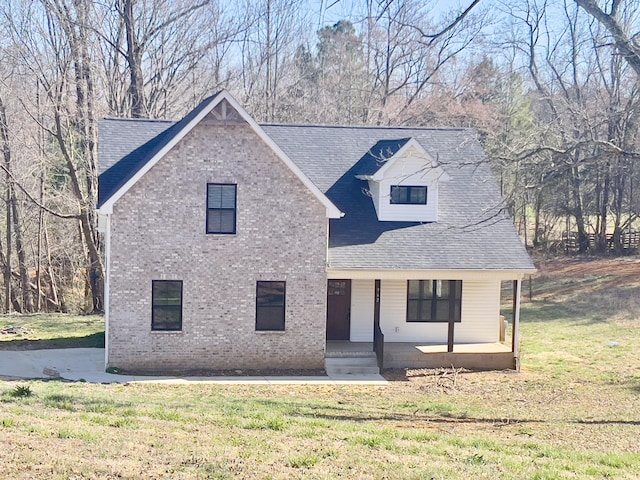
{"left": 324, "top": 354, "right": 380, "bottom": 375}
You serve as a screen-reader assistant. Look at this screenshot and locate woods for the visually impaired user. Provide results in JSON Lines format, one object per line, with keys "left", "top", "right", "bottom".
{"left": 0, "top": 0, "right": 639, "bottom": 313}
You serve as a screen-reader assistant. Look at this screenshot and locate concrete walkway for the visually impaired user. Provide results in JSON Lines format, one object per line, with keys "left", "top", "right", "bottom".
{"left": 0, "top": 348, "right": 387, "bottom": 385}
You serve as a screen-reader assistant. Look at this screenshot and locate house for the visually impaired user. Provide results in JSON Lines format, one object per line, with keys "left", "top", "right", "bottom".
{"left": 97, "top": 90, "right": 535, "bottom": 374}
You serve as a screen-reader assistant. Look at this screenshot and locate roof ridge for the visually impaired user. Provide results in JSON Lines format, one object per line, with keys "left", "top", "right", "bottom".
{"left": 260, "top": 123, "right": 471, "bottom": 132}
{"left": 101, "top": 117, "right": 176, "bottom": 123}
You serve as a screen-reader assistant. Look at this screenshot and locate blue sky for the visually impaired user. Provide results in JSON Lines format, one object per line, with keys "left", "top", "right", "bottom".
{"left": 306, "top": 0, "right": 479, "bottom": 30}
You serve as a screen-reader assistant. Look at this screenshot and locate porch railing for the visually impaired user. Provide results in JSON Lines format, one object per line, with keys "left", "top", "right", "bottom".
{"left": 373, "top": 321, "right": 384, "bottom": 371}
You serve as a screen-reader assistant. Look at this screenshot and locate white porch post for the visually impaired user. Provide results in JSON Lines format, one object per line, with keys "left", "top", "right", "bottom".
{"left": 102, "top": 214, "right": 111, "bottom": 369}
{"left": 511, "top": 279, "right": 522, "bottom": 371}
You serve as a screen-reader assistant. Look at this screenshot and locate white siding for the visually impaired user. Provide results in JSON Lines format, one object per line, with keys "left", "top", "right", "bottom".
{"left": 379, "top": 280, "right": 447, "bottom": 342}
{"left": 350, "top": 279, "right": 374, "bottom": 341}
{"left": 454, "top": 280, "right": 501, "bottom": 343}
{"left": 374, "top": 156, "right": 440, "bottom": 222}
{"left": 373, "top": 279, "right": 501, "bottom": 343}
{"left": 368, "top": 181, "right": 381, "bottom": 219}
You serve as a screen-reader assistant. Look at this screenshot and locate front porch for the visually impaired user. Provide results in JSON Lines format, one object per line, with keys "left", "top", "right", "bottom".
{"left": 326, "top": 340, "right": 515, "bottom": 371}
{"left": 326, "top": 276, "right": 525, "bottom": 372}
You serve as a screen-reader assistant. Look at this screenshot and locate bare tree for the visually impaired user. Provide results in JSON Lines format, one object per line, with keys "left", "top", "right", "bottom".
{"left": 575, "top": 0, "right": 640, "bottom": 77}
{"left": 101, "top": 0, "right": 237, "bottom": 118}
{"left": 499, "top": 0, "right": 640, "bottom": 252}
{"left": 238, "top": 0, "right": 311, "bottom": 122}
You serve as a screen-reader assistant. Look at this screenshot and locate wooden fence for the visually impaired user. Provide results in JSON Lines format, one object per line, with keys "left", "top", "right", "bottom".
{"left": 562, "top": 231, "right": 640, "bottom": 253}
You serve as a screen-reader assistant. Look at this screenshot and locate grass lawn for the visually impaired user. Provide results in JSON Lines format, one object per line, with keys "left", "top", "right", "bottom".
{"left": 1, "top": 257, "right": 639, "bottom": 479}
{"left": 0, "top": 314, "right": 104, "bottom": 350}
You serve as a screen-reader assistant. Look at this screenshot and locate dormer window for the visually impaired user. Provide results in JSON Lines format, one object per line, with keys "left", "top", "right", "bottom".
{"left": 355, "top": 137, "right": 449, "bottom": 222}
{"left": 390, "top": 185, "right": 427, "bottom": 205}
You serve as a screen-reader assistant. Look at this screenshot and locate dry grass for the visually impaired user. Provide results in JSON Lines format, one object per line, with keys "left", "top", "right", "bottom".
{"left": 1, "top": 256, "right": 640, "bottom": 479}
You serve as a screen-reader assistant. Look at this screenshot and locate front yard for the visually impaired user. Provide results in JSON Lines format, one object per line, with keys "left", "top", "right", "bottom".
{"left": 0, "top": 256, "right": 639, "bottom": 478}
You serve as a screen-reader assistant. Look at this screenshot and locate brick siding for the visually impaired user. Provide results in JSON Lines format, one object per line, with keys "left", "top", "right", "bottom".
{"left": 107, "top": 116, "right": 328, "bottom": 373}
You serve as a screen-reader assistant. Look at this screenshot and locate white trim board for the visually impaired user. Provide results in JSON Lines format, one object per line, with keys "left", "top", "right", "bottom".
{"left": 327, "top": 268, "right": 535, "bottom": 281}
{"left": 98, "top": 90, "right": 343, "bottom": 219}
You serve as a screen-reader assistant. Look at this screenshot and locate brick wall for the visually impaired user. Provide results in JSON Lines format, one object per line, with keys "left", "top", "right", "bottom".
{"left": 107, "top": 117, "right": 328, "bottom": 373}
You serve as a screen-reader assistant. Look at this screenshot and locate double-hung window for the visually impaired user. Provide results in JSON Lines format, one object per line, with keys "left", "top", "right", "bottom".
{"left": 152, "top": 280, "right": 183, "bottom": 331}
{"left": 207, "top": 183, "right": 236, "bottom": 234}
{"left": 256, "top": 281, "right": 286, "bottom": 331}
{"left": 406, "top": 280, "right": 461, "bottom": 322}
{"left": 390, "top": 185, "right": 427, "bottom": 205}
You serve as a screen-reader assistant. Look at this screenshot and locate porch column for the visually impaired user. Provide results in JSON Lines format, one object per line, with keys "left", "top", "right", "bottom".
{"left": 511, "top": 279, "right": 522, "bottom": 371}
{"left": 446, "top": 280, "right": 460, "bottom": 353}
{"left": 373, "top": 279, "right": 384, "bottom": 370}
{"left": 373, "top": 280, "right": 381, "bottom": 327}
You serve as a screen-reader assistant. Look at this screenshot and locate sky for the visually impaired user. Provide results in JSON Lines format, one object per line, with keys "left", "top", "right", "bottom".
{"left": 306, "top": 0, "right": 479, "bottom": 30}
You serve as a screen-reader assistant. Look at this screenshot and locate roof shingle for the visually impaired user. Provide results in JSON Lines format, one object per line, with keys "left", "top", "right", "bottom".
{"left": 98, "top": 114, "right": 534, "bottom": 272}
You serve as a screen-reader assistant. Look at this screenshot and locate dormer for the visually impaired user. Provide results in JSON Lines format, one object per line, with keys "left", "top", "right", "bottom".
{"left": 355, "top": 138, "right": 449, "bottom": 222}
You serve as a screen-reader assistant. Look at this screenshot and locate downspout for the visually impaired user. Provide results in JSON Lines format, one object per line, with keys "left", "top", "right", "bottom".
{"left": 102, "top": 213, "right": 111, "bottom": 369}
{"left": 511, "top": 279, "right": 522, "bottom": 371}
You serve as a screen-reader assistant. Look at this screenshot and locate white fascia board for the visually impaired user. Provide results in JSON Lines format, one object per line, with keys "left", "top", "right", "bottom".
{"left": 222, "top": 94, "right": 343, "bottom": 219}
{"left": 371, "top": 138, "right": 450, "bottom": 182}
{"left": 103, "top": 214, "right": 111, "bottom": 368}
{"left": 98, "top": 96, "right": 220, "bottom": 214}
{"left": 97, "top": 212, "right": 109, "bottom": 232}
{"left": 327, "top": 268, "right": 536, "bottom": 281}
{"left": 99, "top": 90, "right": 343, "bottom": 219}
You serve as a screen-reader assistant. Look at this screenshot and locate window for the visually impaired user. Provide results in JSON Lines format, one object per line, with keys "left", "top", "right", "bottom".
{"left": 390, "top": 185, "right": 427, "bottom": 205}
{"left": 207, "top": 183, "right": 236, "bottom": 234}
{"left": 406, "top": 280, "right": 461, "bottom": 322}
{"left": 256, "top": 281, "right": 286, "bottom": 331}
{"left": 152, "top": 280, "right": 183, "bottom": 331}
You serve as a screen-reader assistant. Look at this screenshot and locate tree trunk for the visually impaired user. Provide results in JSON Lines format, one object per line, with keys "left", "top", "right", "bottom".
{"left": 533, "top": 187, "right": 544, "bottom": 248}
{"left": 569, "top": 165, "right": 589, "bottom": 253}
{"left": 11, "top": 193, "right": 33, "bottom": 312}
{"left": 36, "top": 174, "right": 44, "bottom": 311}
{"left": 121, "top": 0, "right": 147, "bottom": 118}
{"left": 53, "top": 110, "right": 104, "bottom": 312}
{"left": 0, "top": 95, "right": 13, "bottom": 313}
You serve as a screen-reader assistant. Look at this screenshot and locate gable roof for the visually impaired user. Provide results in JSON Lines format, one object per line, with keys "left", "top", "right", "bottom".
{"left": 356, "top": 137, "right": 450, "bottom": 182}
{"left": 261, "top": 124, "right": 535, "bottom": 272}
{"left": 97, "top": 95, "right": 534, "bottom": 273}
{"left": 356, "top": 138, "right": 411, "bottom": 176}
{"left": 97, "top": 90, "right": 342, "bottom": 218}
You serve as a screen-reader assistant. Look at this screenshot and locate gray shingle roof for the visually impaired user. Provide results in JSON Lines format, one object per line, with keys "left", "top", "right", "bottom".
{"left": 98, "top": 93, "right": 221, "bottom": 207}
{"left": 261, "top": 124, "right": 534, "bottom": 271}
{"left": 356, "top": 138, "right": 411, "bottom": 176}
{"left": 98, "top": 112, "right": 534, "bottom": 272}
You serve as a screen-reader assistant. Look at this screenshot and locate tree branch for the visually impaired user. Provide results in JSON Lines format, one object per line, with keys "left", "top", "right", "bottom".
{"left": 0, "top": 163, "right": 80, "bottom": 220}
{"left": 575, "top": 0, "right": 640, "bottom": 77}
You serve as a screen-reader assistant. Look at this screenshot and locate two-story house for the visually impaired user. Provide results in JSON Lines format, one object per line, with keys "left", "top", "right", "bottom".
{"left": 97, "top": 90, "right": 535, "bottom": 374}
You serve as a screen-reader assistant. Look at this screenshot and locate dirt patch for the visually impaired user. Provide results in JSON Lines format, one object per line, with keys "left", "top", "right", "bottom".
{"left": 534, "top": 255, "right": 640, "bottom": 285}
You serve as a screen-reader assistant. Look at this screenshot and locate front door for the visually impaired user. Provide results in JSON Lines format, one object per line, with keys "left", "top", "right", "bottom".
{"left": 326, "top": 279, "right": 351, "bottom": 340}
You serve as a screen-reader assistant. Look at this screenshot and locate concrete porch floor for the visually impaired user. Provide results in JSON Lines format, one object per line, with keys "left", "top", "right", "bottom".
{"left": 326, "top": 341, "right": 515, "bottom": 370}
{"left": 326, "top": 340, "right": 511, "bottom": 354}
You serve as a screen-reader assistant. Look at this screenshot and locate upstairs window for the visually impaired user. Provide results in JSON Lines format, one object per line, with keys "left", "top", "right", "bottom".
{"left": 390, "top": 185, "right": 427, "bottom": 205}
{"left": 256, "top": 281, "right": 286, "bottom": 331}
{"left": 407, "top": 280, "right": 461, "bottom": 323}
{"left": 152, "top": 280, "right": 183, "bottom": 331}
{"left": 207, "top": 183, "right": 236, "bottom": 234}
